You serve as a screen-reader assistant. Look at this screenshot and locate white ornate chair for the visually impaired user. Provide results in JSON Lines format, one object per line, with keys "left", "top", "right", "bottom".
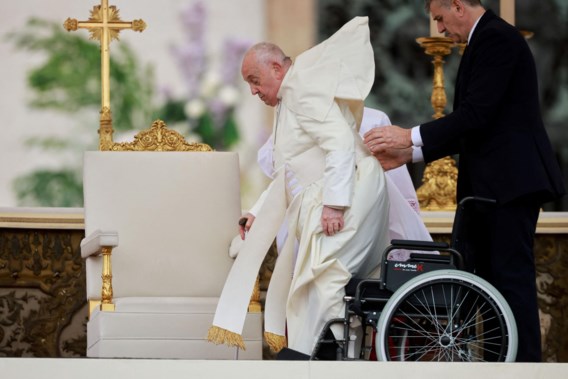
{"left": 81, "top": 121, "right": 262, "bottom": 359}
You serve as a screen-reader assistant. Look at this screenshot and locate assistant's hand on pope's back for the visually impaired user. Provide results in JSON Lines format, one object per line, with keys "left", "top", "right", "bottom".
{"left": 363, "top": 125, "right": 411, "bottom": 152}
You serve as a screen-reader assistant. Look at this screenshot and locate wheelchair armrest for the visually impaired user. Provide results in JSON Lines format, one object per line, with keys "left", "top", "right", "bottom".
{"left": 81, "top": 229, "right": 119, "bottom": 258}
{"left": 387, "top": 240, "right": 464, "bottom": 270}
{"left": 389, "top": 239, "right": 449, "bottom": 250}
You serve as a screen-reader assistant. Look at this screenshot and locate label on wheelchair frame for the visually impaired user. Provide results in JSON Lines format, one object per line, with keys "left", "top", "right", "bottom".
{"left": 392, "top": 262, "right": 424, "bottom": 272}
{"left": 385, "top": 261, "right": 455, "bottom": 292}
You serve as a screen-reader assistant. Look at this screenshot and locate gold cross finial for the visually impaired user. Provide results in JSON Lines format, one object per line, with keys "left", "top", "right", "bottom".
{"left": 64, "top": 0, "right": 146, "bottom": 150}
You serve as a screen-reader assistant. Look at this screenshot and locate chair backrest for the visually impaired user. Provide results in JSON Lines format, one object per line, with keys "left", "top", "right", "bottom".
{"left": 83, "top": 150, "right": 241, "bottom": 301}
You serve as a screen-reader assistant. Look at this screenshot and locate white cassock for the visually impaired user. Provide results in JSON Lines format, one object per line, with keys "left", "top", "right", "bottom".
{"left": 257, "top": 107, "right": 432, "bottom": 262}
{"left": 209, "top": 16, "right": 426, "bottom": 356}
{"left": 360, "top": 109, "right": 433, "bottom": 260}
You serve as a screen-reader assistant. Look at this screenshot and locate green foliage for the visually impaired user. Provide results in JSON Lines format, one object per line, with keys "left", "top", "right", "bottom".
{"left": 222, "top": 113, "right": 240, "bottom": 149}
{"left": 154, "top": 99, "right": 187, "bottom": 124}
{"left": 7, "top": 17, "right": 155, "bottom": 131}
{"left": 193, "top": 111, "right": 240, "bottom": 150}
{"left": 13, "top": 169, "right": 83, "bottom": 208}
{"left": 154, "top": 100, "right": 240, "bottom": 150}
{"left": 7, "top": 17, "right": 155, "bottom": 207}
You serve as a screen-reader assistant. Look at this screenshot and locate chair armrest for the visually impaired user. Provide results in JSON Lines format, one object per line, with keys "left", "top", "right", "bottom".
{"left": 81, "top": 229, "right": 119, "bottom": 258}
{"left": 228, "top": 234, "right": 243, "bottom": 258}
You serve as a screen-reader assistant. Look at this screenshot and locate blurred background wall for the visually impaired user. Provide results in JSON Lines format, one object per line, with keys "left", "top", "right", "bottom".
{"left": 1, "top": 0, "right": 566, "bottom": 210}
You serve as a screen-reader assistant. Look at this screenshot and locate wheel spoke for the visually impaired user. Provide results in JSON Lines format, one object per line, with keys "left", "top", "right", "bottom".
{"left": 378, "top": 273, "right": 516, "bottom": 362}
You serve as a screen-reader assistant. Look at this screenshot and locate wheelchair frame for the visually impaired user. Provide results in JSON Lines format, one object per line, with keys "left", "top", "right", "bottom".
{"left": 310, "top": 197, "right": 518, "bottom": 362}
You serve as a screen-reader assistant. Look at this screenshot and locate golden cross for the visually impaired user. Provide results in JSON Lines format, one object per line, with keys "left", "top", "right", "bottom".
{"left": 64, "top": 0, "right": 146, "bottom": 150}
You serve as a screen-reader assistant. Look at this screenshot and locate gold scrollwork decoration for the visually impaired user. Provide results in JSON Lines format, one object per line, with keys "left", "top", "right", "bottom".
{"left": 0, "top": 229, "right": 87, "bottom": 357}
{"left": 132, "top": 19, "right": 147, "bottom": 32}
{"left": 99, "top": 106, "right": 114, "bottom": 151}
{"left": 63, "top": 18, "right": 78, "bottom": 32}
{"left": 110, "top": 120, "right": 213, "bottom": 152}
{"left": 88, "top": 5, "right": 120, "bottom": 42}
{"left": 416, "top": 156, "right": 458, "bottom": 211}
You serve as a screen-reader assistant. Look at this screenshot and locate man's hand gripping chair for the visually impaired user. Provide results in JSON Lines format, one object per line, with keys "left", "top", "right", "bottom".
{"left": 81, "top": 121, "right": 262, "bottom": 359}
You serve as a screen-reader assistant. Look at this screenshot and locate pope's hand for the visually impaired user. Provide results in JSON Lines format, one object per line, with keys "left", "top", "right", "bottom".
{"left": 239, "top": 213, "right": 255, "bottom": 240}
{"left": 321, "top": 206, "right": 345, "bottom": 236}
{"left": 363, "top": 125, "right": 412, "bottom": 153}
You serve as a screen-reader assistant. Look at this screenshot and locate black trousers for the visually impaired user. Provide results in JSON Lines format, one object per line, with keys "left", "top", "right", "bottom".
{"left": 459, "top": 196, "right": 542, "bottom": 362}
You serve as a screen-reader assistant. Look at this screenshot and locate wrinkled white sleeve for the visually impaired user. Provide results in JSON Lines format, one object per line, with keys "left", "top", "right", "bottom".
{"left": 361, "top": 107, "right": 421, "bottom": 213}
{"left": 295, "top": 102, "right": 355, "bottom": 208}
{"left": 360, "top": 107, "right": 391, "bottom": 134}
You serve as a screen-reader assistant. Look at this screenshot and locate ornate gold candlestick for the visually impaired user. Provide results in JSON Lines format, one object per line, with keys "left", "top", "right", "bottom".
{"left": 415, "top": 37, "right": 458, "bottom": 211}
{"left": 416, "top": 37, "right": 454, "bottom": 119}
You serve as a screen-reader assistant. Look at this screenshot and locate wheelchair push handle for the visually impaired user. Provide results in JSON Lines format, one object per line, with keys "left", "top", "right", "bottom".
{"left": 388, "top": 239, "right": 448, "bottom": 250}
{"left": 458, "top": 196, "right": 497, "bottom": 207}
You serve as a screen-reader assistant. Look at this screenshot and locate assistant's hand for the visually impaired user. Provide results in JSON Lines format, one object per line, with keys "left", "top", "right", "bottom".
{"left": 238, "top": 213, "right": 255, "bottom": 240}
{"left": 363, "top": 125, "right": 412, "bottom": 153}
{"left": 321, "top": 206, "right": 345, "bottom": 236}
{"left": 373, "top": 147, "right": 413, "bottom": 171}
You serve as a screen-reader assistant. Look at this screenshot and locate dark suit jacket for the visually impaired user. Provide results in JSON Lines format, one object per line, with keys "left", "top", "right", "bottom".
{"left": 420, "top": 9, "right": 565, "bottom": 205}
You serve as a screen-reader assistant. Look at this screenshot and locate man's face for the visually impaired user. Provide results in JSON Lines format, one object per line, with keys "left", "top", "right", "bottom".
{"left": 430, "top": 0, "right": 468, "bottom": 43}
{"left": 241, "top": 53, "right": 282, "bottom": 107}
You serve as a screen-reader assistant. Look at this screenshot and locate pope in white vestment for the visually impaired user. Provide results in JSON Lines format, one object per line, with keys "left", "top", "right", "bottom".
{"left": 209, "top": 16, "right": 394, "bottom": 356}
{"left": 256, "top": 107, "right": 432, "bottom": 261}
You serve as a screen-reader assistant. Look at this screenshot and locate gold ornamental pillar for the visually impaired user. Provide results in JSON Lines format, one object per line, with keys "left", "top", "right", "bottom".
{"left": 415, "top": 37, "right": 458, "bottom": 211}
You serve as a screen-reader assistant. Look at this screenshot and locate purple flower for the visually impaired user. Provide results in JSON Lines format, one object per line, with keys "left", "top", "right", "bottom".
{"left": 163, "top": 1, "right": 249, "bottom": 149}
{"left": 221, "top": 38, "right": 252, "bottom": 84}
{"left": 172, "top": 1, "right": 207, "bottom": 98}
{"left": 171, "top": 44, "right": 206, "bottom": 98}
{"left": 180, "top": 1, "right": 206, "bottom": 39}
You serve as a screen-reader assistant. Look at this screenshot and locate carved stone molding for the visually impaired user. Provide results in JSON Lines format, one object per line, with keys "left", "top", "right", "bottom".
{"left": 0, "top": 229, "right": 86, "bottom": 357}
{"left": 534, "top": 235, "right": 568, "bottom": 362}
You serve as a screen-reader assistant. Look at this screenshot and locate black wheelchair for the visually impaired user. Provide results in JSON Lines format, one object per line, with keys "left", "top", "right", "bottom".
{"left": 310, "top": 196, "right": 518, "bottom": 362}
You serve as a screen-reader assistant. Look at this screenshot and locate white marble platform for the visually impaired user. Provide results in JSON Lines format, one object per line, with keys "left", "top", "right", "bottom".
{"left": 2, "top": 359, "right": 568, "bottom": 379}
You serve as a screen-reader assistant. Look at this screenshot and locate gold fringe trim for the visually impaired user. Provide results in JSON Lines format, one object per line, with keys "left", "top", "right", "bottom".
{"left": 264, "top": 331, "right": 287, "bottom": 353}
{"left": 207, "top": 326, "right": 246, "bottom": 350}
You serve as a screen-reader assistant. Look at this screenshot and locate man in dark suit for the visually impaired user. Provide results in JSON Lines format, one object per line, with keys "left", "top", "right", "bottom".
{"left": 364, "top": 0, "right": 565, "bottom": 362}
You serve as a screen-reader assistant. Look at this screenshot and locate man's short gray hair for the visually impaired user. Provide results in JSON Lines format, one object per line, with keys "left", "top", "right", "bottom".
{"left": 248, "top": 42, "right": 291, "bottom": 66}
{"left": 424, "top": 0, "right": 482, "bottom": 13}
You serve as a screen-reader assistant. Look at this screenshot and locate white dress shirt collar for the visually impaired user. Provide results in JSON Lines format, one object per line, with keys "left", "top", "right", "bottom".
{"left": 468, "top": 12, "right": 484, "bottom": 45}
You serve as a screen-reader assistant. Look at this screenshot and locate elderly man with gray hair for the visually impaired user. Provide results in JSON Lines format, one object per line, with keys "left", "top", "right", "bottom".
{"left": 209, "top": 17, "right": 390, "bottom": 357}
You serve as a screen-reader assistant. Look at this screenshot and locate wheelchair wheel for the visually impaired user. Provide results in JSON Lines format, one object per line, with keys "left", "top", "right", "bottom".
{"left": 375, "top": 269, "right": 517, "bottom": 362}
